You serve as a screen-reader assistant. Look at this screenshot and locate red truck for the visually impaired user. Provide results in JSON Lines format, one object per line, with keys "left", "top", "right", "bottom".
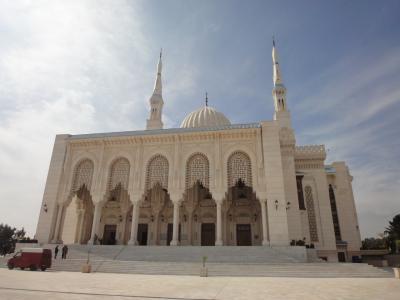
{"left": 7, "top": 248, "right": 52, "bottom": 271}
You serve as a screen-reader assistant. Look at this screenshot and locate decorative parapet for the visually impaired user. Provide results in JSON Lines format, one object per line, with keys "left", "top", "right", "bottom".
{"left": 295, "top": 145, "right": 326, "bottom": 159}
{"left": 295, "top": 145, "right": 326, "bottom": 169}
{"left": 67, "top": 123, "right": 261, "bottom": 147}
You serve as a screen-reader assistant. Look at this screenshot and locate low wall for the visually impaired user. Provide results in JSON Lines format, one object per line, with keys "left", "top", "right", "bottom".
{"left": 14, "top": 242, "right": 40, "bottom": 253}
{"left": 385, "top": 254, "right": 400, "bottom": 267}
{"left": 364, "top": 259, "right": 388, "bottom": 267}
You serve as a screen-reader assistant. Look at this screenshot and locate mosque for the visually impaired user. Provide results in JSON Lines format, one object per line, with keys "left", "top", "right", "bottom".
{"left": 35, "top": 42, "right": 362, "bottom": 262}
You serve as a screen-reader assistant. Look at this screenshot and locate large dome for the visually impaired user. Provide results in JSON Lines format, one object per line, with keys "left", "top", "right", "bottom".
{"left": 180, "top": 106, "right": 231, "bottom": 128}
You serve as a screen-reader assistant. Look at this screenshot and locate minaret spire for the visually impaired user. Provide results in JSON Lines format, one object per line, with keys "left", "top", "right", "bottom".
{"left": 271, "top": 39, "right": 292, "bottom": 128}
{"left": 272, "top": 37, "right": 283, "bottom": 86}
{"left": 146, "top": 50, "right": 164, "bottom": 130}
{"left": 154, "top": 48, "right": 163, "bottom": 95}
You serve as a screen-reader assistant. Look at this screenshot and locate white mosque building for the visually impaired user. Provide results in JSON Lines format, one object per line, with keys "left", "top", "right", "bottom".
{"left": 35, "top": 43, "right": 362, "bottom": 262}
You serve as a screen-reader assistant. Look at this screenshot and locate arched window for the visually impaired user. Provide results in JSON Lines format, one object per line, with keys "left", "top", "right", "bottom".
{"left": 227, "top": 151, "right": 252, "bottom": 187}
{"left": 305, "top": 185, "right": 319, "bottom": 242}
{"left": 145, "top": 155, "right": 169, "bottom": 190}
{"left": 71, "top": 159, "right": 94, "bottom": 192}
{"left": 186, "top": 153, "right": 209, "bottom": 189}
{"left": 107, "top": 157, "right": 130, "bottom": 191}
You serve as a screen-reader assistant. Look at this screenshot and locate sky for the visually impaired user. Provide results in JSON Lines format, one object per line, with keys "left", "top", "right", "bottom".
{"left": 0, "top": 0, "right": 399, "bottom": 239}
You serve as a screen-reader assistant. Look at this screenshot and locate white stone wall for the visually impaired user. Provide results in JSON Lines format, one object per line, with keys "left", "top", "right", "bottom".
{"left": 35, "top": 134, "right": 69, "bottom": 243}
{"left": 299, "top": 171, "right": 337, "bottom": 262}
{"left": 329, "top": 162, "right": 362, "bottom": 255}
{"left": 279, "top": 127, "right": 303, "bottom": 241}
{"left": 61, "top": 198, "right": 78, "bottom": 244}
{"left": 260, "top": 121, "right": 289, "bottom": 246}
{"left": 36, "top": 123, "right": 360, "bottom": 255}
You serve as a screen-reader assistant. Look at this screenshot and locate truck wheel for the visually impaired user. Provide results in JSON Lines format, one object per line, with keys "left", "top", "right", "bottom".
{"left": 29, "top": 265, "right": 37, "bottom": 271}
{"left": 7, "top": 263, "right": 14, "bottom": 270}
{"left": 40, "top": 266, "right": 47, "bottom": 271}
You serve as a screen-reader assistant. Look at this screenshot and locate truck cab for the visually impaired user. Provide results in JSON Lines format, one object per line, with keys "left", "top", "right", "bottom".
{"left": 7, "top": 248, "right": 52, "bottom": 271}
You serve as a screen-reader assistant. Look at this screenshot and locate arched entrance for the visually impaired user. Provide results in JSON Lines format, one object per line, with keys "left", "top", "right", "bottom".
{"left": 225, "top": 179, "right": 261, "bottom": 246}
{"left": 225, "top": 151, "right": 262, "bottom": 246}
{"left": 184, "top": 181, "right": 216, "bottom": 246}
{"left": 60, "top": 159, "right": 95, "bottom": 244}
{"left": 182, "top": 153, "right": 216, "bottom": 246}
{"left": 99, "top": 158, "right": 131, "bottom": 245}
{"left": 128, "top": 154, "right": 173, "bottom": 246}
{"left": 142, "top": 182, "right": 172, "bottom": 245}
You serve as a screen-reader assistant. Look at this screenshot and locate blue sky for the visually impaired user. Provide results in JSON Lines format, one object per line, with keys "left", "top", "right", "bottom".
{"left": 0, "top": 0, "right": 399, "bottom": 238}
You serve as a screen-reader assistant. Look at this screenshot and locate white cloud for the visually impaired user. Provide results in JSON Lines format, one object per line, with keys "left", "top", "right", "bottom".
{"left": 295, "top": 46, "right": 400, "bottom": 238}
{"left": 0, "top": 0, "right": 152, "bottom": 236}
{"left": 296, "top": 47, "right": 400, "bottom": 117}
{"left": 0, "top": 1, "right": 398, "bottom": 241}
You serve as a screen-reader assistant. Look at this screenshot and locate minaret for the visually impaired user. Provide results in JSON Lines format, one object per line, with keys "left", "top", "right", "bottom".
{"left": 146, "top": 50, "right": 164, "bottom": 130}
{"left": 272, "top": 39, "right": 292, "bottom": 128}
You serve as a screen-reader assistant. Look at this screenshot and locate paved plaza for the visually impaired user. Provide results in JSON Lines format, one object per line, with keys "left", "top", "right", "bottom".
{"left": 0, "top": 269, "right": 399, "bottom": 300}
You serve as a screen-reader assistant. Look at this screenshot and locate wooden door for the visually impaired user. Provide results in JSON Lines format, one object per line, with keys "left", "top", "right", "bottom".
{"left": 137, "top": 224, "right": 148, "bottom": 245}
{"left": 103, "top": 225, "right": 117, "bottom": 245}
{"left": 236, "top": 224, "right": 252, "bottom": 246}
{"left": 201, "top": 223, "right": 215, "bottom": 246}
{"left": 167, "top": 223, "right": 173, "bottom": 245}
{"left": 338, "top": 252, "right": 346, "bottom": 262}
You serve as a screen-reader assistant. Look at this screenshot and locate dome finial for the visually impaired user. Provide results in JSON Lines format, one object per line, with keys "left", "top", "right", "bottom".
{"left": 205, "top": 92, "right": 208, "bottom": 107}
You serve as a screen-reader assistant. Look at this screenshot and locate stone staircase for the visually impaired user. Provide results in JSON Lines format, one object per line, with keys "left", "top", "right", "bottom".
{"left": 46, "top": 245, "right": 313, "bottom": 263}
{"left": 47, "top": 259, "right": 393, "bottom": 278}
{"left": 0, "top": 245, "right": 393, "bottom": 278}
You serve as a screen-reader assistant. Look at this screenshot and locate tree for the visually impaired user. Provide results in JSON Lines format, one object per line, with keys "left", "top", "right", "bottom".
{"left": 15, "top": 227, "right": 26, "bottom": 241}
{"left": 385, "top": 214, "right": 400, "bottom": 253}
{"left": 0, "top": 224, "right": 16, "bottom": 256}
{"left": 361, "top": 237, "right": 388, "bottom": 250}
{"left": 0, "top": 224, "right": 33, "bottom": 256}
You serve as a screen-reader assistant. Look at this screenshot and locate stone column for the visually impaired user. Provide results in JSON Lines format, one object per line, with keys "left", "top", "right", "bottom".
{"left": 260, "top": 199, "right": 269, "bottom": 246}
{"left": 118, "top": 214, "right": 126, "bottom": 245}
{"left": 51, "top": 203, "right": 64, "bottom": 243}
{"left": 75, "top": 209, "right": 85, "bottom": 244}
{"left": 215, "top": 200, "right": 223, "bottom": 246}
{"left": 88, "top": 202, "right": 103, "bottom": 245}
{"left": 128, "top": 200, "right": 140, "bottom": 245}
{"left": 152, "top": 211, "right": 160, "bottom": 245}
{"left": 170, "top": 199, "right": 181, "bottom": 246}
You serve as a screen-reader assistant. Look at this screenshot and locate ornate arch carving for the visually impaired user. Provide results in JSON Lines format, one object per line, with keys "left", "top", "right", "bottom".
{"left": 71, "top": 159, "right": 94, "bottom": 193}
{"left": 227, "top": 151, "right": 252, "bottom": 187}
{"left": 107, "top": 157, "right": 130, "bottom": 191}
{"left": 305, "top": 185, "right": 319, "bottom": 242}
{"left": 145, "top": 154, "right": 169, "bottom": 190}
{"left": 185, "top": 153, "right": 210, "bottom": 189}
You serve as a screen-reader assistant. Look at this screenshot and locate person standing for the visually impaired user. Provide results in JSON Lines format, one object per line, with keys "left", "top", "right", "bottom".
{"left": 61, "top": 245, "right": 68, "bottom": 259}
{"left": 61, "top": 245, "right": 66, "bottom": 259}
{"left": 54, "top": 245, "right": 59, "bottom": 259}
{"left": 64, "top": 245, "right": 69, "bottom": 259}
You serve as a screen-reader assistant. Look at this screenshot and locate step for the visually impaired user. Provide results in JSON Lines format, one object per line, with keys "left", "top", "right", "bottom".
{"left": 41, "top": 245, "right": 314, "bottom": 263}
{"left": 48, "top": 259, "right": 393, "bottom": 278}
{"left": 2, "top": 246, "right": 393, "bottom": 278}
